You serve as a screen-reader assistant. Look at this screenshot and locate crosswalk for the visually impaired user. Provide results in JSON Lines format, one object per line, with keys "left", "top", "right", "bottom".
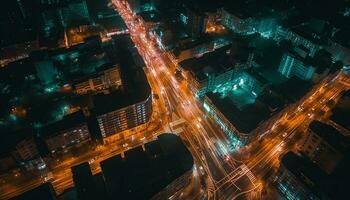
{"left": 240, "top": 164, "right": 257, "bottom": 184}
{"left": 215, "top": 164, "right": 258, "bottom": 194}
{"left": 207, "top": 177, "right": 216, "bottom": 199}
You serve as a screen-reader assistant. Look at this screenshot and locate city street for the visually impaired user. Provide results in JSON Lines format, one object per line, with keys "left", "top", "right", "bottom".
{"left": 111, "top": 1, "right": 350, "bottom": 199}
{"left": 1, "top": 0, "right": 350, "bottom": 199}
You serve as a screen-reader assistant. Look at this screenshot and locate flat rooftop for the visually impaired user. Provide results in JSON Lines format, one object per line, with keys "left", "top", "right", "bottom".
{"left": 71, "top": 162, "right": 108, "bottom": 200}
{"left": 331, "top": 90, "right": 350, "bottom": 130}
{"left": 206, "top": 91, "right": 270, "bottom": 133}
{"left": 174, "top": 34, "right": 213, "bottom": 53}
{"left": 0, "top": 126, "right": 36, "bottom": 158}
{"left": 179, "top": 45, "right": 233, "bottom": 82}
{"left": 270, "top": 77, "right": 312, "bottom": 103}
{"left": 10, "top": 182, "right": 57, "bottom": 200}
{"left": 40, "top": 111, "right": 86, "bottom": 138}
{"left": 309, "top": 121, "right": 350, "bottom": 152}
{"left": 100, "top": 133, "right": 194, "bottom": 200}
{"left": 93, "top": 35, "right": 151, "bottom": 115}
{"left": 281, "top": 152, "right": 329, "bottom": 199}
{"left": 93, "top": 68, "right": 151, "bottom": 115}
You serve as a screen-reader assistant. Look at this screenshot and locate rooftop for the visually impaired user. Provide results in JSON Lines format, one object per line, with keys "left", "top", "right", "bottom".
{"left": 331, "top": 90, "right": 350, "bottom": 130}
{"left": 71, "top": 162, "right": 108, "bottom": 200}
{"left": 206, "top": 91, "right": 270, "bottom": 133}
{"left": 179, "top": 45, "right": 233, "bottom": 82}
{"left": 40, "top": 110, "right": 87, "bottom": 139}
{"left": 290, "top": 19, "right": 331, "bottom": 45}
{"left": 309, "top": 120, "right": 350, "bottom": 152}
{"left": 10, "top": 182, "right": 57, "bottom": 200}
{"left": 92, "top": 52, "right": 151, "bottom": 115}
{"left": 100, "top": 133, "right": 194, "bottom": 200}
{"left": 270, "top": 77, "right": 312, "bottom": 103}
{"left": 0, "top": 126, "right": 36, "bottom": 158}
{"left": 71, "top": 62, "right": 120, "bottom": 85}
{"left": 282, "top": 149, "right": 350, "bottom": 199}
{"left": 281, "top": 152, "right": 329, "bottom": 199}
{"left": 174, "top": 34, "right": 213, "bottom": 53}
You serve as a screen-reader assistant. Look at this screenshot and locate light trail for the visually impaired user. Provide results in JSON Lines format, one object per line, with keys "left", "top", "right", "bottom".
{"left": 2, "top": 0, "right": 350, "bottom": 199}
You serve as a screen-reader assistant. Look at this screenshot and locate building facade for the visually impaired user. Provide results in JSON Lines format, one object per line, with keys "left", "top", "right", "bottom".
{"left": 1, "top": 128, "right": 43, "bottom": 171}
{"left": 74, "top": 65, "right": 122, "bottom": 94}
{"left": 278, "top": 53, "right": 315, "bottom": 80}
{"left": 275, "top": 27, "right": 320, "bottom": 56}
{"left": 275, "top": 160, "right": 320, "bottom": 200}
{"left": 41, "top": 111, "right": 92, "bottom": 155}
{"left": 300, "top": 121, "right": 346, "bottom": 173}
{"left": 203, "top": 95, "right": 251, "bottom": 146}
{"left": 151, "top": 169, "right": 193, "bottom": 200}
{"left": 15, "top": 138, "right": 40, "bottom": 162}
{"left": 96, "top": 93, "right": 152, "bottom": 140}
{"left": 218, "top": 9, "right": 255, "bottom": 35}
{"left": 187, "top": 66, "right": 235, "bottom": 98}
{"left": 274, "top": 152, "right": 328, "bottom": 200}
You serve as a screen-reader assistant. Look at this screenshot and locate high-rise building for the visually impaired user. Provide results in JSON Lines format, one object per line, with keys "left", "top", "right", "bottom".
{"left": 278, "top": 52, "right": 315, "bottom": 80}
{"left": 275, "top": 152, "right": 328, "bottom": 200}
{"left": 0, "top": 127, "right": 42, "bottom": 171}
{"left": 94, "top": 90, "right": 152, "bottom": 140}
{"left": 218, "top": 8, "right": 255, "bottom": 34}
{"left": 71, "top": 162, "right": 103, "bottom": 200}
{"left": 180, "top": 45, "right": 235, "bottom": 98}
{"left": 301, "top": 121, "right": 349, "bottom": 173}
{"left": 181, "top": 5, "right": 208, "bottom": 38}
{"left": 91, "top": 38, "right": 153, "bottom": 142}
{"left": 15, "top": 138, "right": 39, "bottom": 162}
{"left": 11, "top": 182, "right": 57, "bottom": 200}
{"left": 100, "top": 134, "right": 194, "bottom": 199}
{"left": 275, "top": 27, "right": 320, "bottom": 56}
{"left": 1, "top": 128, "right": 39, "bottom": 163}
{"left": 74, "top": 64, "right": 122, "bottom": 94}
{"left": 40, "top": 111, "right": 92, "bottom": 155}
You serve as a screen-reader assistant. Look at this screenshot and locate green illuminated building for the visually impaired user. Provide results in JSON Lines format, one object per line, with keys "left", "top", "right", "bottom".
{"left": 278, "top": 52, "right": 315, "bottom": 80}
{"left": 203, "top": 72, "right": 270, "bottom": 147}
{"left": 180, "top": 43, "right": 256, "bottom": 99}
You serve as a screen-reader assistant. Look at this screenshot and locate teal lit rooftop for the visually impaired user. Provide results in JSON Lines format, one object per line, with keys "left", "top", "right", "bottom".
{"left": 205, "top": 72, "right": 272, "bottom": 134}
{"left": 213, "top": 78, "right": 257, "bottom": 110}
